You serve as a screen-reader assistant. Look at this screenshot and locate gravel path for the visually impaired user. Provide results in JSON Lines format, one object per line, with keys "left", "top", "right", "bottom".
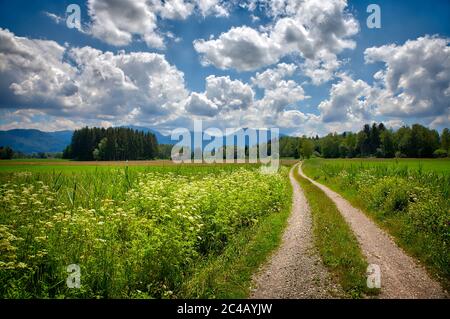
{"left": 298, "top": 164, "right": 448, "bottom": 299}
{"left": 250, "top": 166, "right": 343, "bottom": 299}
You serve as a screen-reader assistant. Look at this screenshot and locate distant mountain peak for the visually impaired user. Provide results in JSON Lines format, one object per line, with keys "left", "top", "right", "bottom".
{"left": 0, "top": 127, "right": 289, "bottom": 154}
{"left": 0, "top": 129, "right": 73, "bottom": 153}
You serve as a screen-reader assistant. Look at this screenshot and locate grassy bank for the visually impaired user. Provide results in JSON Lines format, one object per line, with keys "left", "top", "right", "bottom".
{"left": 302, "top": 158, "right": 450, "bottom": 291}
{"left": 293, "top": 165, "right": 370, "bottom": 298}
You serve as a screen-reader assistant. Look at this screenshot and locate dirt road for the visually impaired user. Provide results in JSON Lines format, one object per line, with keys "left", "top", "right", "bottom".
{"left": 298, "top": 164, "right": 448, "bottom": 299}
{"left": 250, "top": 166, "right": 343, "bottom": 298}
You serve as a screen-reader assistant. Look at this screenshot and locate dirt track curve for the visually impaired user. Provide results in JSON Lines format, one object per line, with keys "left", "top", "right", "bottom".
{"left": 298, "top": 164, "right": 448, "bottom": 299}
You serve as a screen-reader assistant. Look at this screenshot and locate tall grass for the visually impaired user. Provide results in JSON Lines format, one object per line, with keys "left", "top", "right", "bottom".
{"left": 179, "top": 168, "right": 293, "bottom": 298}
{"left": 0, "top": 165, "right": 289, "bottom": 298}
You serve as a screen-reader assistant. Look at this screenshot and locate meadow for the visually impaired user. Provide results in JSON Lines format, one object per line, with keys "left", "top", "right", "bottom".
{"left": 302, "top": 158, "right": 450, "bottom": 173}
{"left": 1, "top": 157, "right": 448, "bottom": 298}
{"left": 0, "top": 161, "right": 291, "bottom": 298}
{"left": 302, "top": 158, "right": 450, "bottom": 290}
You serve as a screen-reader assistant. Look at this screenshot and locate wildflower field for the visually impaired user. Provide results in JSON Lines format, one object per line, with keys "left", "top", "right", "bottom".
{"left": 302, "top": 158, "right": 450, "bottom": 290}
{"left": 0, "top": 163, "right": 290, "bottom": 298}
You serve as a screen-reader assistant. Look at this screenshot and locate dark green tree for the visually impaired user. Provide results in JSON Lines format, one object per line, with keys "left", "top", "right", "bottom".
{"left": 0, "top": 146, "right": 14, "bottom": 159}
{"left": 300, "top": 138, "right": 314, "bottom": 159}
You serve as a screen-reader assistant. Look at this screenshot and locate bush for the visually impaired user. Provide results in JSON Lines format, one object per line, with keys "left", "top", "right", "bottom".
{"left": 367, "top": 177, "right": 411, "bottom": 215}
{"left": 408, "top": 187, "right": 450, "bottom": 240}
{"left": 395, "top": 151, "right": 406, "bottom": 158}
{"left": 0, "top": 146, "right": 14, "bottom": 160}
{"left": 433, "top": 149, "right": 448, "bottom": 158}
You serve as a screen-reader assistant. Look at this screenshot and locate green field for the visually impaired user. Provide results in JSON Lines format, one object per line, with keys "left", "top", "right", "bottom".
{"left": 304, "top": 158, "right": 450, "bottom": 173}
{"left": 0, "top": 161, "right": 292, "bottom": 298}
{"left": 0, "top": 159, "right": 298, "bottom": 174}
{"left": 1, "top": 157, "right": 449, "bottom": 298}
{"left": 302, "top": 158, "right": 450, "bottom": 290}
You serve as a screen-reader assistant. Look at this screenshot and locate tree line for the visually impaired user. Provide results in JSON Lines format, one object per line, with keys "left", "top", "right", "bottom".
{"left": 63, "top": 127, "right": 158, "bottom": 161}
{"left": 3, "top": 123, "right": 448, "bottom": 161}
{"left": 0, "top": 146, "right": 14, "bottom": 159}
{"left": 280, "top": 123, "right": 450, "bottom": 159}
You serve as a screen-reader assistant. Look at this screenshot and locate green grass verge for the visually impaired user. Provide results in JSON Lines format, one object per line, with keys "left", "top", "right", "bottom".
{"left": 302, "top": 158, "right": 450, "bottom": 292}
{"left": 293, "top": 165, "right": 371, "bottom": 298}
{"left": 178, "top": 168, "right": 293, "bottom": 298}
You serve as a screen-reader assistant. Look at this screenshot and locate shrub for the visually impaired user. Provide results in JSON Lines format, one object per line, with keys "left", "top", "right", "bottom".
{"left": 395, "top": 151, "right": 406, "bottom": 158}
{"left": 433, "top": 149, "right": 448, "bottom": 158}
{"left": 367, "top": 177, "right": 411, "bottom": 215}
{"left": 408, "top": 186, "right": 450, "bottom": 240}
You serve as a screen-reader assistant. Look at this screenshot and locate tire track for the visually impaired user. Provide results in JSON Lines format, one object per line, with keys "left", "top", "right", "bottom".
{"left": 250, "top": 165, "right": 343, "bottom": 299}
{"left": 298, "top": 164, "right": 448, "bottom": 299}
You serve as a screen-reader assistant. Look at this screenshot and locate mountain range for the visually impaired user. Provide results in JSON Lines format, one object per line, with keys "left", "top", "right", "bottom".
{"left": 0, "top": 126, "right": 283, "bottom": 154}
{"left": 0, "top": 129, "right": 73, "bottom": 154}
{"left": 0, "top": 127, "right": 173, "bottom": 154}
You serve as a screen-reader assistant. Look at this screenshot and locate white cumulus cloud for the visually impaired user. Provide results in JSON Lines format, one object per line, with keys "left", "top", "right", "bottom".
{"left": 194, "top": 0, "right": 359, "bottom": 83}
{"left": 86, "top": 0, "right": 229, "bottom": 48}
{"left": 0, "top": 28, "right": 188, "bottom": 127}
{"left": 194, "top": 26, "right": 279, "bottom": 71}
{"left": 251, "top": 63, "right": 297, "bottom": 89}
{"left": 185, "top": 75, "right": 254, "bottom": 116}
{"left": 318, "top": 73, "right": 372, "bottom": 123}
{"left": 365, "top": 35, "right": 450, "bottom": 119}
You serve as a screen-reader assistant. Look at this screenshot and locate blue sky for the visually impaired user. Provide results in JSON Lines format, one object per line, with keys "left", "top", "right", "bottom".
{"left": 0, "top": 0, "right": 449, "bottom": 135}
